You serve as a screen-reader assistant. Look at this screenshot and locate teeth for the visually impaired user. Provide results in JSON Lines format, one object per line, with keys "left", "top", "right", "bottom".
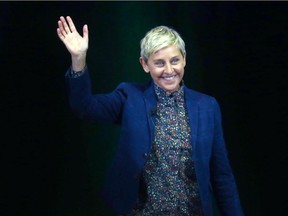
{"left": 163, "top": 76, "right": 175, "bottom": 80}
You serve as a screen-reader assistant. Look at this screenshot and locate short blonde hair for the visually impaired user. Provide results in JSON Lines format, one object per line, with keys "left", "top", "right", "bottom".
{"left": 140, "top": 25, "right": 185, "bottom": 61}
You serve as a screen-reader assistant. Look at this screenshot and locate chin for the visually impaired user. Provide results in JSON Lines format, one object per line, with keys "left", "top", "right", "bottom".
{"left": 163, "top": 86, "right": 178, "bottom": 93}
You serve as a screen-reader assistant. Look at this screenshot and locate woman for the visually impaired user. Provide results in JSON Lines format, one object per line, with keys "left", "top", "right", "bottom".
{"left": 57, "top": 15, "right": 244, "bottom": 216}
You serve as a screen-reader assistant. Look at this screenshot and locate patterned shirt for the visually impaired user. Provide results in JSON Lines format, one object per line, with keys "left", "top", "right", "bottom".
{"left": 128, "top": 84, "right": 203, "bottom": 216}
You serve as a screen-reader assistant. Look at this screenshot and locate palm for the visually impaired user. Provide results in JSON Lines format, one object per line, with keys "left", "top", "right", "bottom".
{"left": 57, "top": 16, "right": 88, "bottom": 56}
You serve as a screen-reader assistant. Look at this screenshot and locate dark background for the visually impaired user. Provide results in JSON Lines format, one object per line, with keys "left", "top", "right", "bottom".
{"left": 1, "top": 1, "right": 288, "bottom": 216}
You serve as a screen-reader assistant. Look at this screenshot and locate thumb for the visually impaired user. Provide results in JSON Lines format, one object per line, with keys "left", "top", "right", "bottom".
{"left": 83, "top": 24, "right": 89, "bottom": 41}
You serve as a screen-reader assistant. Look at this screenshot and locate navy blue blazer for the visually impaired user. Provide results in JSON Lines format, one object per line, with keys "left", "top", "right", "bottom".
{"left": 66, "top": 68, "right": 244, "bottom": 216}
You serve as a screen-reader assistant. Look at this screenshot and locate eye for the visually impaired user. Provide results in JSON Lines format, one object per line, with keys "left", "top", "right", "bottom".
{"left": 154, "top": 61, "right": 164, "bottom": 67}
{"left": 171, "top": 58, "right": 179, "bottom": 65}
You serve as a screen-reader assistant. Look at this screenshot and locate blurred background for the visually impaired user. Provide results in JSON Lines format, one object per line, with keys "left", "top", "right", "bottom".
{"left": 1, "top": 1, "right": 287, "bottom": 216}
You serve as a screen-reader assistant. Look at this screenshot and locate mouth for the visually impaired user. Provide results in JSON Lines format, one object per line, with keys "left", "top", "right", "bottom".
{"left": 161, "top": 75, "right": 176, "bottom": 81}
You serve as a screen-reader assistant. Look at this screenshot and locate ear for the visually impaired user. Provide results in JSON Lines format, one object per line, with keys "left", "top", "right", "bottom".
{"left": 139, "top": 57, "right": 150, "bottom": 73}
{"left": 183, "top": 51, "right": 186, "bottom": 67}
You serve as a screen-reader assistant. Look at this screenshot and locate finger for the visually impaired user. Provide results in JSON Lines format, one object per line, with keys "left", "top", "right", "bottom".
{"left": 58, "top": 17, "right": 68, "bottom": 35}
{"left": 60, "top": 16, "right": 72, "bottom": 34}
{"left": 57, "top": 18, "right": 64, "bottom": 31}
{"left": 56, "top": 28, "right": 65, "bottom": 40}
{"left": 57, "top": 20, "right": 70, "bottom": 40}
{"left": 66, "top": 16, "right": 76, "bottom": 33}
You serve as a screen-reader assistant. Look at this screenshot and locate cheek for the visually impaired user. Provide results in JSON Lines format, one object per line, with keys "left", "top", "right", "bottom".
{"left": 175, "top": 65, "right": 185, "bottom": 72}
{"left": 150, "top": 68, "right": 162, "bottom": 76}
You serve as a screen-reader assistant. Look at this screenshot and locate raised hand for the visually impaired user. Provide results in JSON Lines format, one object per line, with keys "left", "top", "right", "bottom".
{"left": 57, "top": 16, "right": 88, "bottom": 71}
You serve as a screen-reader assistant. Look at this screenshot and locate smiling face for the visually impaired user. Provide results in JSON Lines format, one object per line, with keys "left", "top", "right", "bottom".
{"left": 140, "top": 45, "right": 186, "bottom": 93}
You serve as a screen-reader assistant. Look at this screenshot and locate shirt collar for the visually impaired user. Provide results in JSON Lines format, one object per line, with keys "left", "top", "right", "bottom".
{"left": 154, "top": 81, "right": 185, "bottom": 104}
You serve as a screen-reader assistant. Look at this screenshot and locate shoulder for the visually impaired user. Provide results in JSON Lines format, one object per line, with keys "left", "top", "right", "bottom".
{"left": 115, "top": 81, "right": 151, "bottom": 94}
{"left": 184, "top": 86, "right": 221, "bottom": 110}
{"left": 184, "top": 86, "right": 216, "bottom": 102}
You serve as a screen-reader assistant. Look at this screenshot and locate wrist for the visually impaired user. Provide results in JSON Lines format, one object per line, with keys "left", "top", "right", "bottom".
{"left": 71, "top": 53, "right": 86, "bottom": 71}
{"left": 70, "top": 65, "right": 86, "bottom": 78}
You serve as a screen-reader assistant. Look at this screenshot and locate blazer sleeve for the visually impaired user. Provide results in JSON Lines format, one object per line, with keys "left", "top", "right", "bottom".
{"left": 210, "top": 97, "right": 244, "bottom": 216}
{"left": 65, "top": 67, "right": 126, "bottom": 124}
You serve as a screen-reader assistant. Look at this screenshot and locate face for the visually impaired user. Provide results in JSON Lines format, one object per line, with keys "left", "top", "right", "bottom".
{"left": 140, "top": 45, "right": 186, "bottom": 93}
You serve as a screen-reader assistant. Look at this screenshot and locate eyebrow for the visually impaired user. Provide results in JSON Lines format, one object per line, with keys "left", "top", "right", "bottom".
{"left": 152, "top": 55, "right": 181, "bottom": 62}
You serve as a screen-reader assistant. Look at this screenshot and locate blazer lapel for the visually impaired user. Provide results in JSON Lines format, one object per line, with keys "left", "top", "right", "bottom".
{"left": 143, "top": 81, "right": 157, "bottom": 151}
{"left": 184, "top": 87, "right": 199, "bottom": 156}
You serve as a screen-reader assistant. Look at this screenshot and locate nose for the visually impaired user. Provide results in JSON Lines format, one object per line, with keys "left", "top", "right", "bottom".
{"left": 164, "top": 63, "right": 173, "bottom": 74}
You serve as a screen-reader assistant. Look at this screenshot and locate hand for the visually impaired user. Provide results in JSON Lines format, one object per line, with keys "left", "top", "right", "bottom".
{"left": 57, "top": 16, "right": 88, "bottom": 70}
{"left": 57, "top": 16, "right": 88, "bottom": 57}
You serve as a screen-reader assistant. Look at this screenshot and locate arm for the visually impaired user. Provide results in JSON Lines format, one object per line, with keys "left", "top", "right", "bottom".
{"left": 210, "top": 98, "right": 244, "bottom": 215}
{"left": 57, "top": 16, "right": 88, "bottom": 72}
{"left": 57, "top": 17, "right": 126, "bottom": 123}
